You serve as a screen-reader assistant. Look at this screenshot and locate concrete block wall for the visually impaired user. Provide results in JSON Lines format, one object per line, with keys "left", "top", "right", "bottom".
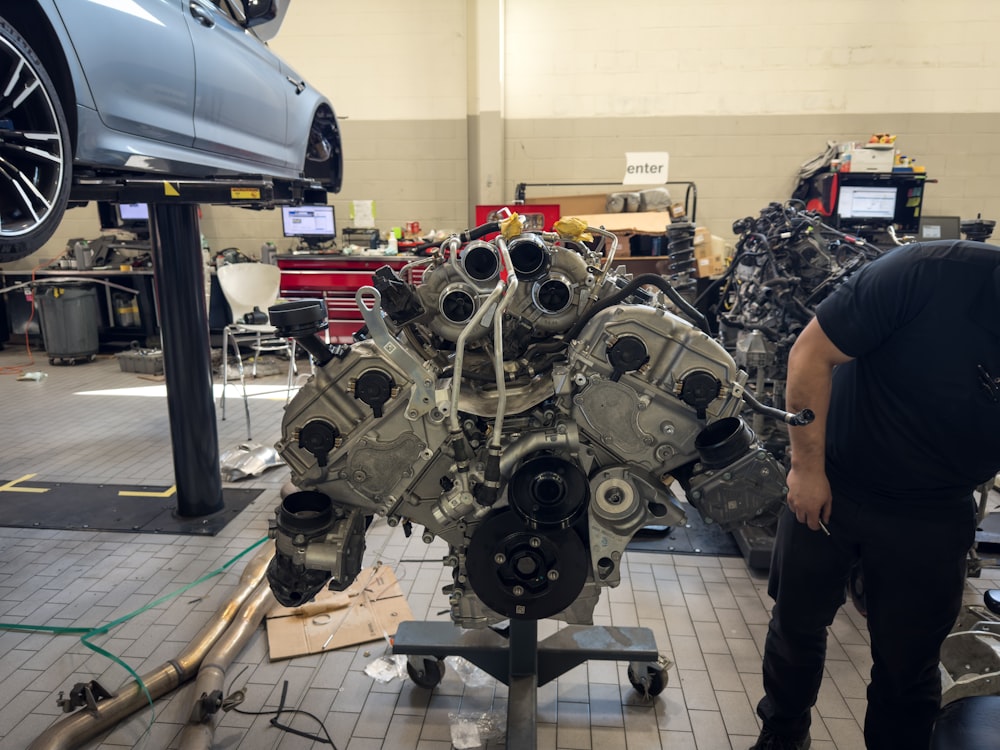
{"left": 7, "top": 0, "right": 1000, "bottom": 269}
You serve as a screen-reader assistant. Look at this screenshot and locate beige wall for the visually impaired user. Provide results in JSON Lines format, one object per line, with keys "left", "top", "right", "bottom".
{"left": 506, "top": 112, "right": 1000, "bottom": 240}
{"left": 7, "top": 0, "right": 1000, "bottom": 269}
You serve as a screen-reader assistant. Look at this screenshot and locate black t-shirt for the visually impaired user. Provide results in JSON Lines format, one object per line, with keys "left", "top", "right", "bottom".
{"left": 814, "top": 240, "right": 1000, "bottom": 510}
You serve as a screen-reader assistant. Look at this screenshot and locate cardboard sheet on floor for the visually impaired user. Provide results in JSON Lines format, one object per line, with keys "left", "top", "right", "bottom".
{"left": 265, "top": 564, "right": 413, "bottom": 660}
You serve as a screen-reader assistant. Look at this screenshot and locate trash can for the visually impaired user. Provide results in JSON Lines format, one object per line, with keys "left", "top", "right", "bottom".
{"left": 36, "top": 283, "right": 100, "bottom": 365}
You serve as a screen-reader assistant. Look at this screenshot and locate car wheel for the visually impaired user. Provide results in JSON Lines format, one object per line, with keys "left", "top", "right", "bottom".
{"left": 303, "top": 107, "right": 342, "bottom": 193}
{"left": 0, "top": 15, "right": 72, "bottom": 263}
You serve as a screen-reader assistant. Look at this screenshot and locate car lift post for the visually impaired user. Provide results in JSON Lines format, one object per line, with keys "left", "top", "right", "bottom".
{"left": 71, "top": 176, "right": 325, "bottom": 520}
{"left": 148, "top": 202, "right": 224, "bottom": 517}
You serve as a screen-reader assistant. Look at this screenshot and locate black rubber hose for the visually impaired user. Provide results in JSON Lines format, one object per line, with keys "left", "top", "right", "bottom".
{"left": 408, "top": 222, "right": 502, "bottom": 256}
{"left": 564, "top": 274, "right": 711, "bottom": 341}
{"left": 459, "top": 221, "right": 500, "bottom": 243}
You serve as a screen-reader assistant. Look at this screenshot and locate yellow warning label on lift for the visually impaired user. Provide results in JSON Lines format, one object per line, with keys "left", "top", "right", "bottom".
{"left": 163, "top": 181, "right": 180, "bottom": 197}
{"left": 231, "top": 188, "right": 261, "bottom": 200}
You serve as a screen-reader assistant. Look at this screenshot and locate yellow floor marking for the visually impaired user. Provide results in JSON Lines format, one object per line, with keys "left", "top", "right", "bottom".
{"left": 0, "top": 474, "right": 49, "bottom": 493}
{"left": 118, "top": 485, "right": 177, "bottom": 498}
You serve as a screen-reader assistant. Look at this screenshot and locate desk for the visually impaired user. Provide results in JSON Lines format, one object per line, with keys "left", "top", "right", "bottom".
{"left": 1, "top": 269, "right": 159, "bottom": 347}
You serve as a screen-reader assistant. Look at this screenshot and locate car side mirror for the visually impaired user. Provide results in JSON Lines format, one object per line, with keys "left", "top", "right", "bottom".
{"left": 240, "top": 0, "right": 278, "bottom": 26}
{"left": 239, "top": 0, "right": 289, "bottom": 41}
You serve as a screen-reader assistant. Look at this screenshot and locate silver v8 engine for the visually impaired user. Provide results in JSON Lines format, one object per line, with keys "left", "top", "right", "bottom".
{"left": 264, "top": 219, "right": 800, "bottom": 628}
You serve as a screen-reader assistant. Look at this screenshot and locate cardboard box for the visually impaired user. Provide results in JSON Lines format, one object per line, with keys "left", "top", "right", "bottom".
{"left": 265, "top": 564, "right": 413, "bottom": 660}
{"left": 848, "top": 146, "right": 895, "bottom": 173}
{"left": 526, "top": 194, "right": 671, "bottom": 235}
{"left": 695, "top": 231, "right": 729, "bottom": 278}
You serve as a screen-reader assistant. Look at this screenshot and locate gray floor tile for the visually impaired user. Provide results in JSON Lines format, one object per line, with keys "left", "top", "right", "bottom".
{"left": 2, "top": 349, "right": 996, "bottom": 749}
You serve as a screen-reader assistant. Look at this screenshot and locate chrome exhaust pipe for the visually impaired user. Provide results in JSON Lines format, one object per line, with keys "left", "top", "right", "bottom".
{"left": 28, "top": 545, "right": 274, "bottom": 750}
{"left": 177, "top": 580, "right": 277, "bottom": 749}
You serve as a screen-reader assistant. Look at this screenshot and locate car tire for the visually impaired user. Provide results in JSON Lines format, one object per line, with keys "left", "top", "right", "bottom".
{"left": 0, "top": 14, "right": 72, "bottom": 263}
{"left": 304, "top": 107, "right": 342, "bottom": 193}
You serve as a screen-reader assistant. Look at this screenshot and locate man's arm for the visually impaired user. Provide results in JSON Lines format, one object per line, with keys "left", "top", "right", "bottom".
{"left": 785, "top": 317, "right": 854, "bottom": 530}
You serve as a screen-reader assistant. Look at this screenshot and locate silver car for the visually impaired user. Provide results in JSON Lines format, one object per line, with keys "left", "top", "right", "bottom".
{"left": 0, "top": 0, "right": 342, "bottom": 262}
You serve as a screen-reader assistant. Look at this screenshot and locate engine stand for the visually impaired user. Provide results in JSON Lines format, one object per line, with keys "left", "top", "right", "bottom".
{"left": 392, "top": 619, "right": 660, "bottom": 749}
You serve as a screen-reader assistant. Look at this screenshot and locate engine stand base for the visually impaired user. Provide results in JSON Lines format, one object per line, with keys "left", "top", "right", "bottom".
{"left": 392, "top": 619, "right": 659, "bottom": 749}
{"left": 732, "top": 524, "right": 775, "bottom": 571}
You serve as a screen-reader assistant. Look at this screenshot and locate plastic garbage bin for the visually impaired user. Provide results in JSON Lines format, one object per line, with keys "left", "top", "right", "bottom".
{"left": 36, "top": 283, "right": 100, "bottom": 365}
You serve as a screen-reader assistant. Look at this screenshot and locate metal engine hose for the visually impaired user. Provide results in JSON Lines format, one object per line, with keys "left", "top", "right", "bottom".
{"left": 740, "top": 387, "right": 814, "bottom": 426}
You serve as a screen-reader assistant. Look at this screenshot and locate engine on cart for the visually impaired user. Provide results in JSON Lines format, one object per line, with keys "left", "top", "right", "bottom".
{"left": 264, "top": 218, "right": 803, "bottom": 628}
{"left": 711, "top": 201, "right": 885, "bottom": 453}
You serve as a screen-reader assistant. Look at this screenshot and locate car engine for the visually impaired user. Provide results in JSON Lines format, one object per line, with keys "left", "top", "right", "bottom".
{"left": 709, "top": 201, "right": 884, "bottom": 453}
{"left": 264, "top": 217, "right": 806, "bottom": 629}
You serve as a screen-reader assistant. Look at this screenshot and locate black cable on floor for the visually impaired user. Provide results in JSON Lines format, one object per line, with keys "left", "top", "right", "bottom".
{"left": 225, "top": 669, "right": 339, "bottom": 749}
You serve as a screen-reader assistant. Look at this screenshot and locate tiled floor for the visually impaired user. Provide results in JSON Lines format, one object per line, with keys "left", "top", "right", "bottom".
{"left": 0, "top": 346, "right": 998, "bottom": 750}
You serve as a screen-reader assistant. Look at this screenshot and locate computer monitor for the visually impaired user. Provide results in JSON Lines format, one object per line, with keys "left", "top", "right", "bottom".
{"left": 118, "top": 203, "right": 149, "bottom": 223}
{"left": 918, "top": 215, "right": 961, "bottom": 241}
{"left": 836, "top": 185, "right": 897, "bottom": 223}
{"left": 281, "top": 204, "right": 336, "bottom": 246}
{"left": 834, "top": 174, "right": 926, "bottom": 234}
{"left": 97, "top": 201, "right": 150, "bottom": 239}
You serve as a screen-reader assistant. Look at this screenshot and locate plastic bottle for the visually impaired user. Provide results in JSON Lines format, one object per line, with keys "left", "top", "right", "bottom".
{"left": 386, "top": 230, "right": 398, "bottom": 255}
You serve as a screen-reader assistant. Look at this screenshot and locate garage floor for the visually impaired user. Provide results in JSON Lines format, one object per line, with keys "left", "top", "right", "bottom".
{"left": 0, "top": 347, "right": 997, "bottom": 750}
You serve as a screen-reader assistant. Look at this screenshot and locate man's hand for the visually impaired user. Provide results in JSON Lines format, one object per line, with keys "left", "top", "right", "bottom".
{"left": 786, "top": 465, "right": 832, "bottom": 531}
{"left": 784, "top": 317, "right": 853, "bottom": 533}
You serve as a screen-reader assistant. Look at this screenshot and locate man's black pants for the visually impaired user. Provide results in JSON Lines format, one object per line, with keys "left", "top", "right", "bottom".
{"left": 756, "top": 492, "right": 976, "bottom": 749}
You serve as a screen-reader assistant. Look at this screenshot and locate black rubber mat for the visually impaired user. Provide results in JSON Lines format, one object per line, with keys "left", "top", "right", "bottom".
{"left": 627, "top": 503, "right": 742, "bottom": 557}
{"left": 977, "top": 511, "right": 1000, "bottom": 547}
{"left": 0, "top": 479, "right": 262, "bottom": 536}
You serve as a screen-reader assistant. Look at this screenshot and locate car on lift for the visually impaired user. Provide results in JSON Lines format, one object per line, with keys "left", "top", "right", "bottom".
{"left": 0, "top": 0, "right": 342, "bottom": 262}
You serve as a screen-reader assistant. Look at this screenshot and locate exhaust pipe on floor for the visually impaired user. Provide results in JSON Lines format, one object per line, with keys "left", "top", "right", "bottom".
{"left": 28, "top": 545, "right": 275, "bottom": 750}
{"left": 177, "top": 580, "right": 277, "bottom": 749}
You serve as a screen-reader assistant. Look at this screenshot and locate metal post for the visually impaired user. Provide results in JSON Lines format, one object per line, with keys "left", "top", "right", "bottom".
{"left": 149, "top": 204, "right": 224, "bottom": 517}
{"left": 507, "top": 618, "right": 539, "bottom": 750}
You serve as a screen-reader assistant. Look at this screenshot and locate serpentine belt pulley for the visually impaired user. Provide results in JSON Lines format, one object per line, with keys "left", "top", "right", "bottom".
{"left": 466, "top": 508, "right": 588, "bottom": 620}
{"left": 507, "top": 455, "right": 589, "bottom": 530}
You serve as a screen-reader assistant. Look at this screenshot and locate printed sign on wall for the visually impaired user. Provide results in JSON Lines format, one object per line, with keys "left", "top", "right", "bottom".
{"left": 623, "top": 152, "right": 669, "bottom": 184}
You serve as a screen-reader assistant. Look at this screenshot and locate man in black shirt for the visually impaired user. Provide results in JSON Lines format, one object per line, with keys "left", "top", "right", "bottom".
{"left": 750, "top": 240, "right": 1000, "bottom": 750}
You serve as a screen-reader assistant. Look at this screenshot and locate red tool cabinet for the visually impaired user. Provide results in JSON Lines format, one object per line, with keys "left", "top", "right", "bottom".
{"left": 277, "top": 254, "right": 425, "bottom": 343}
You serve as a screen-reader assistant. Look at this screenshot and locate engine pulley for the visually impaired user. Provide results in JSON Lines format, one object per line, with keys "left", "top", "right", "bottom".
{"left": 507, "top": 455, "right": 589, "bottom": 530}
{"left": 466, "top": 509, "right": 588, "bottom": 620}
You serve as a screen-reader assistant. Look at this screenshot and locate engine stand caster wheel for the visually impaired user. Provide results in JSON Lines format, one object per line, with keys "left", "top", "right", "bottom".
{"left": 628, "top": 655, "right": 670, "bottom": 698}
{"left": 406, "top": 656, "right": 445, "bottom": 689}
